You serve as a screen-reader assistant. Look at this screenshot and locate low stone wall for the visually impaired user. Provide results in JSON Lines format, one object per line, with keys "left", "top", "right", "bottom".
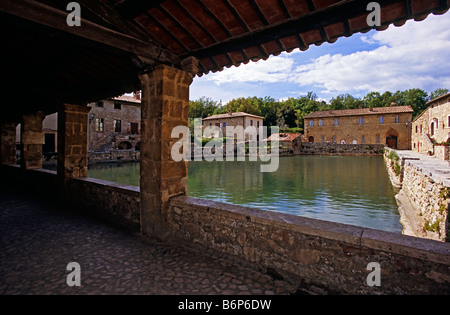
{"left": 383, "top": 149, "right": 449, "bottom": 242}
{"left": 435, "top": 145, "right": 450, "bottom": 161}
{"left": 66, "top": 177, "right": 140, "bottom": 229}
{"left": 399, "top": 162, "right": 449, "bottom": 242}
{"left": 169, "top": 196, "right": 450, "bottom": 294}
{"left": 299, "top": 143, "right": 385, "bottom": 155}
{"left": 88, "top": 150, "right": 140, "bottom": 164}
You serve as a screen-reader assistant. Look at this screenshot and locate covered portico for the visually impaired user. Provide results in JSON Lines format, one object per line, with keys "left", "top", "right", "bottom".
{"left": 0, "top": 0, "right": 449, "bottom": 294}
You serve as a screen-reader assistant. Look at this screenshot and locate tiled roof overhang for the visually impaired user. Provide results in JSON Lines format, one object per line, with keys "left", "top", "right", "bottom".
{"left": 0, "top": 0, "right": 448, "bottom": 122}
{"left": 112, "top": 0, "right": 450, "bottom": 76}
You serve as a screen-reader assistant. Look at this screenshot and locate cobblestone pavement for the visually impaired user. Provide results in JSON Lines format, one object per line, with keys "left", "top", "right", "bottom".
{"left": 0, "top": 187, "right": 297, "bottom": 295}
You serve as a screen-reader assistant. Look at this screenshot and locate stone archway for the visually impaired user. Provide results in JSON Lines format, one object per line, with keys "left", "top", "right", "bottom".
{"left": 385, "top": 127, "right": 399, "bottom": 149}
{"left": 118, "top": 141, "right": 132, "bottom": 150}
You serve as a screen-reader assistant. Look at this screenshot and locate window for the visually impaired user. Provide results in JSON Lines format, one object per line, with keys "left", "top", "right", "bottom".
{"left": 309, "top": 120, "right": 314, "bottom": 127}
{"left": 114, "top": 119, "right": 121, "bottom": 133}
{"left": 334, "top": 119, "right": 339, "bottom": 126}
{"left": 319, "top": 119, "right": 323, "bottom": 126}
{"left": 376, "top": 134, "right": 380, "bottom": 143}
{"left": 395, "top": 115, "right": 400, "bottom": 123}
{"left": 378, "top": 117, "right": 384, "bottom": 124}
{"left": 223, "top": 122, "right": 227, "bottom": 128}
{"left": 448, "top": 116, "right": 450, "bottom": 127}
{"left": 358, "top": 117, "right": 363, "bottom": 125}
{"left": 420, "top": 125, "right": 423, "bottom": 133}
{"left": 96, "top": 101, "right": 103, "bottom": 108}
{"left": 114, "top": 102, "right": 121, "bottom": 110}
{"left": 332, "top": 136, "right": 336, "bottom": 143}
{"left": 321, "top": 136, "right": 325, "bottom": 143}
{"left": 250, "top": 120, "right": 253, "bottom": 126}
{"left": 130, "top": 123, "right": 139, "bottom": 134}
{"left": 95, "top": 118, "right": 104, "bottom": 132}
{"left": 415, "top": 125, "right": 418, "bottom": 133}
{"left": 257, "top": 121, "right": 260, "bottom": 128}
{"left": 362, "top": 135, "right": 366, "bottom": 143}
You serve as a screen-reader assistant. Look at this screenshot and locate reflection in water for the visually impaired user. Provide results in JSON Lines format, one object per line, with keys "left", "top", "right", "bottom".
{"left": 88, "top": 156, "right": 402, "bottom": 233}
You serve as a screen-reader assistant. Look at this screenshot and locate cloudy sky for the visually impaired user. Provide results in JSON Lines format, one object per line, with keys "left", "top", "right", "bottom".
{"left": 190, "top": 11, "right": 450, "bottom": 103}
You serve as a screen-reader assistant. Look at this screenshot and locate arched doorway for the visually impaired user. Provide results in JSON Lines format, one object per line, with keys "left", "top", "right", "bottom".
{"left": 118, "top": 141, "right": 132, "bottom": 150}
{"left": 386, "top": 136, "right": 398, "bottom": 149}
{"left": 308, "top": 136, "right": 314, "bottom": 143}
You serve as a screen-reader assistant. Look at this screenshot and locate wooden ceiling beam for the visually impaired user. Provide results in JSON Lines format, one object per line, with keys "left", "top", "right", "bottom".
{"left": 0, "top": 0, "right": 180, "bottom": 67}
{"left": 182, "top": 0, "right": 412, "bottom": 60}
{"left": 76, "top": 0, "right": 154, "bottom": 43}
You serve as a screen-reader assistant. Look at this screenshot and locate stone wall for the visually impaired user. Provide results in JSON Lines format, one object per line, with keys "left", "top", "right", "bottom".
{"left": 88, "top": 150, "right": 140, "bottom": 164}
{"left": 169, "top": 196, "right": 450, "bottom": 295}
{"left": 383, "top": 149, "right": 449, "bottom": 242}
{"left": 298, "top": 142, "right": 385, "bottom": 155}
{"left": 66, "top": 177, "right": 140, "bottom": 229}
{"left": 399, "top": 163, "right": 449, "bottom": 242}
{"left": 435, "top": 145, "right": 450, "bottom": 161}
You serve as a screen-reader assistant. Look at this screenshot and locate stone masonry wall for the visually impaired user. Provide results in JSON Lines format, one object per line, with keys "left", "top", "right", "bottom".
{"left": 169, "top": 196, "right": 450, "bottom": 294}
{"left": 299, "top": 142, "right": 385, "bottom": 155}
{"left": 401, "top": 163, "right": 449, "bottom": 241}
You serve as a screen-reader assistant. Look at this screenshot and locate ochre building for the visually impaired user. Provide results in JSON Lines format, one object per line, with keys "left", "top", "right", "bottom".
{"left": 304, "top": 105, "right": 414, "bottom": 150}
{"left": 412, "top": 93, "right": 450, "bottom": 158}
{"left": 202, "top": 112, "right": 264, "bottom": 140}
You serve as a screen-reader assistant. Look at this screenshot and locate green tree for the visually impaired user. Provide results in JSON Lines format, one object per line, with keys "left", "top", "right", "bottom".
{"left": 430, "top": 88, "right": 449, "bottom": 100}
{"left": 189, "top": 97, "right": 220, "bottom": 119}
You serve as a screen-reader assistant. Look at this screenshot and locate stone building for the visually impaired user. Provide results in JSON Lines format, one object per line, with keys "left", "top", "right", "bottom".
{"left": 88, "top": 94, "right": 141, "bottom": 152}
{"left": 304, "top": 105, "right": 414, "bottom": 150}
{"left": 202, "top": 112, "right": 264, "bottom": 140}
{"left": 411, "top": 93, "right": 450, "bottom": 159}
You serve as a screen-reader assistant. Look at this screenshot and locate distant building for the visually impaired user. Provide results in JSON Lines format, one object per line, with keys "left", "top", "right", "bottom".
{"left": 202, "top": 112, "right": 264, "bottom": 140}
{"left": 304, "top": 105, "right": 414, "bottom": 150}
{"left": 412, "top": 93, "right": 450, "bottom": 158}
{"left": 265, "top": 133, "right": 302, "bottom": 154}
{"left": 88, "top": 94, "right": 141, "bottom": 152}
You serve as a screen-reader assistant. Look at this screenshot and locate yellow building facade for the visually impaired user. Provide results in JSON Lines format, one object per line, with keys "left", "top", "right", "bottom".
{"left": 304, "top": 106, "right": 414, "bottom": 150}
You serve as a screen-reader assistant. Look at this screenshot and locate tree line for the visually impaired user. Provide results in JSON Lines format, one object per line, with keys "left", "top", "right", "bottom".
{"left": 189, "top": 88, "right": 448, "bottom": 133}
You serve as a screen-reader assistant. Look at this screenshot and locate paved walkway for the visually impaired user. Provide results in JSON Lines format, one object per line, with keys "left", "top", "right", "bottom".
{"left": 0, "top": 186, "right": 297, "bottom": 295}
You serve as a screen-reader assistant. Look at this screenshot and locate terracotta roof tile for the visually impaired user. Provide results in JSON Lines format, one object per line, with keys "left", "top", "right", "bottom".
{"left": 203, "top": 112, "right": 264, "bottom": 120}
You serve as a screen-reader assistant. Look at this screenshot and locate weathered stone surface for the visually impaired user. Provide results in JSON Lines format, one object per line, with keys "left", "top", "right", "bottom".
{"left": 20, "top": 112, "right": 45, "bottom": 169}
{"left": 139, "top": 65, "right": 193, "bottom": 240}
{"left": 0, "top": 123, "right": 17, "bottom": 165}
{"left": 58, "top": 104, "right": 90, "bottom": 178}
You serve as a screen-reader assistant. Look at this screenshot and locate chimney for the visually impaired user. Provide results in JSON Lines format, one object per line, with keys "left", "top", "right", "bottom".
{"left": 134, "top": 91, "right": 141, "bottom": 100}
{"left": 390, "top": 102, "right": 395, "bottom": 107}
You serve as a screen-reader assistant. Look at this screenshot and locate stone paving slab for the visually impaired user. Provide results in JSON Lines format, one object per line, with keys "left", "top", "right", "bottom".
{"left": 0, "top": 186, "right": 296, "bottom": 295}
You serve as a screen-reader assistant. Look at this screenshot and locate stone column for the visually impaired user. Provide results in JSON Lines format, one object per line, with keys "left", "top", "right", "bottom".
{"left": 20, "top": 112, "right": 45, "bottom": 169}
{"left": 0, "top": 123, "right": 17, "bottom": 165}
{"left": 139, "top": 64, "right": 193, "bottom": 239}
{"left": 57, "top": 104, "right": 90, "bottom": 178}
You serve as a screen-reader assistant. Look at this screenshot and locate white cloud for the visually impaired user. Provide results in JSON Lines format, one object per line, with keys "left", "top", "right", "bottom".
{"left": 191, "top": 12, "right": 450, "bottom": 101}
{"left": 290, "top": 13, "right": 450, "bottom": 96}
{"left": 205, "top": 53, "right": 295, "bottom": 85}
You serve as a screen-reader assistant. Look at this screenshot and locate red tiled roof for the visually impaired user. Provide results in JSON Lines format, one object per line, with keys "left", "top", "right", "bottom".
{"left": 203, "top": 112, "right": 264, "bottom": 120}
{"left": 267, "top": 133, "right": 301, "bottom": 141}
{"left": 304, "top": 105, "right": 414, "bottom": 119}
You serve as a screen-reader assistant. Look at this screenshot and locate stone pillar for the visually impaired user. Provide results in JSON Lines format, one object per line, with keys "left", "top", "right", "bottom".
{"left": 20, "top": 112, "right": 45, "bottom": 169}
{"left": 57, "top": 104, "right": 90, "bottom": 178}
{"left": 0, "top": 123, "right": 17, "bottom": 165}
{"left": 139, "top": 64, "right": 193, "bottom": 239}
